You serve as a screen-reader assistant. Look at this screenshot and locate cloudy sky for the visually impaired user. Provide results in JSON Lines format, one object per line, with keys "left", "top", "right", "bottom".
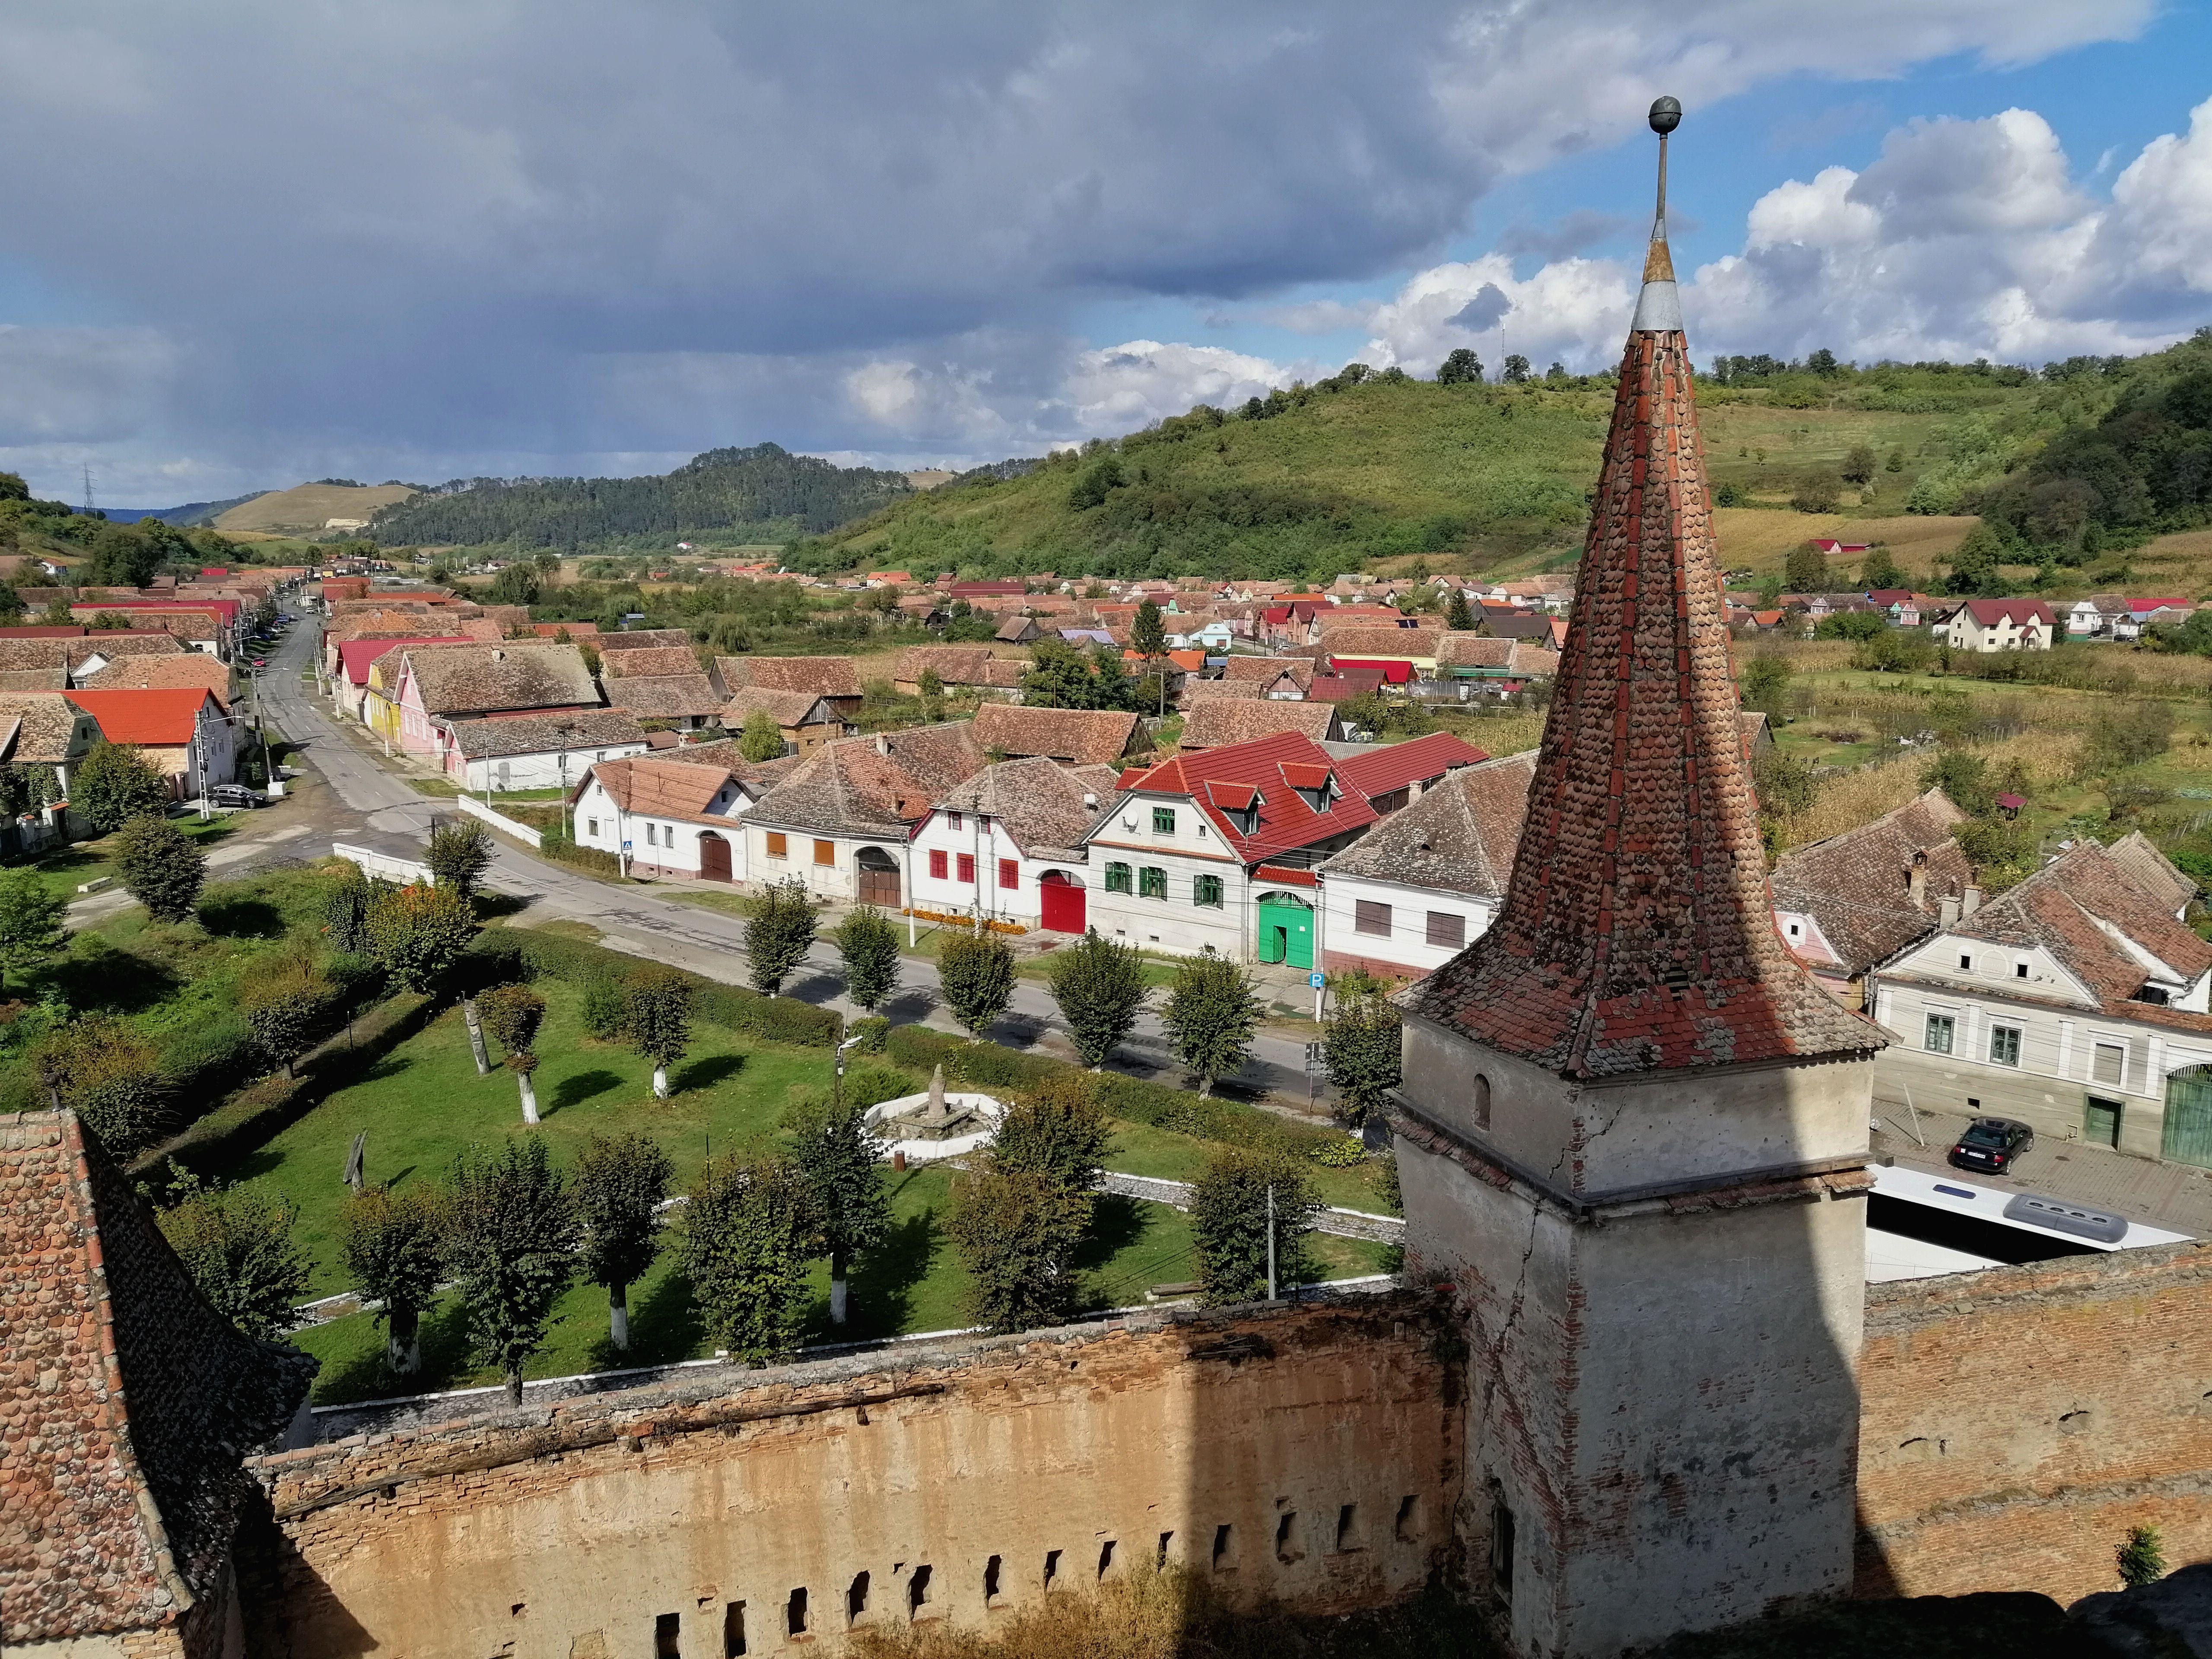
{"left": 5, "top": 1, "right": 2212, "bottom": 505}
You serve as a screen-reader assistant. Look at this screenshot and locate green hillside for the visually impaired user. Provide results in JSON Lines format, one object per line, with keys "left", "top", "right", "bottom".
{"left": 801, "top": 351, "right": 2169, "bottom": 584}
{"left": 367, "top": 443, "right": 912, "bottom": 551}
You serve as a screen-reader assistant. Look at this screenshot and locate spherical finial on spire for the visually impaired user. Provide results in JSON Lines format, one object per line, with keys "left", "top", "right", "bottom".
{"left": 1649, "top": 96, "right": 1682, "bottom": 136}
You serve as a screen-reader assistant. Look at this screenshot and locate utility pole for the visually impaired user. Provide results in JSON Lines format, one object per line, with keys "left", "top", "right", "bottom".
{"left": 1265, "top": 1183, "right": 1277, "bottom": 1302}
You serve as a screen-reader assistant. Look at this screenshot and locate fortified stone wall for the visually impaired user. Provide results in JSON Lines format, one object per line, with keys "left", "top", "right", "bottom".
{"left": 1856, "top": 1239, "right": 2212, "bottom": 1605}
{"left": 244, "top": 1296, "right": 1457, "bottom": 1659}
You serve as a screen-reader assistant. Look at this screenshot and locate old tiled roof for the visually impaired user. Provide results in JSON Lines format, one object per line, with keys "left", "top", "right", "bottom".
{"left": 77, "top": 655, "right": 234, "bottom": 706}
{"left": 1115, "top": 730, "right": 1377, "bottom": 863}
{"left": 2105, "top": 830, "right": 2197, "bottom": 917}
{"left": 0, "top": 693, "right": 97, "bottom": 763}
{"left": 936, "top": 757, "right": 1122, "bottom": 853}
{"left": 1317, "top": 626, "right": 1442, "bottom": 661}
{"left": 894, "top": 645, "right": 995, "bottom": 685}
{"left": 1321, "top": 750, "right": 1538, "bottom": 897}
{"left": 603, "top": 674, "right": 725, "bottom": 719}
{"left": 1433, "top": 635, "right": 1562, "bottom": 677}
{"left": 979, "top": 658, "right": 1028, "bottom": 689}
{"left": 0, "top": 1112, "right": 312, "bottom": 1645}
{"left": 1402, "top": 306, "right": 1878, "bottom": 1078}
{"left": 721, "top": 686, "right": 837, "bottom": 728}
{"left": 1220, "top": 655, "right": 1315, "bottom": 689}
{"left": 336, "top": 635, "right": 474, "bottom": 686}
{"left": 585, "top": 755, "right": 747, "bottom": 821}
{"left": 596, "top": 628, "right": 693, "bottom": 652}
{"left": 597, "top": 645, "right": 700, "bottom": 680}
{"left": 972, "top": 703, "right": 1140, "bottom": 765}
{"left": 1938, "top": 842, "right": 2212, "bottom": 1009}
{"left": 0, "top": 637, "right": 166, "bottom": 675}
{"left": 1182, "top": 678, "right": 1266, "bottom": 708}
{"left": 749, "top": 721, "right": 989, "bottom": 836}
{"left": 404, "top": 642, "right": 599, "bottom": 717}
{"left": 73, "top": 633, "right": 192, "bottom": 663}
{"left": 444, "top": 709, "right": 651, "bottom": 760}
{"left": 992, "top": 615, "right": 1040, "bottom": 641}
{"left": 1179, "top": 699, "right": 1339, "bottom": 750}
{"left": 1768, "top": 789, "right": 1973, "bottom": 977}
{"left": 0, "top": 668, "right": 67, "bottom": 691}
{"left": 717, "top": 656, "right": 864, "bottom": 699}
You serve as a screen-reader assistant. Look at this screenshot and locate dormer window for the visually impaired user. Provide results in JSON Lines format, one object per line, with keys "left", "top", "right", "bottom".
{"left": 2135, "top": 985, "right": 2172, "bottom": 1007}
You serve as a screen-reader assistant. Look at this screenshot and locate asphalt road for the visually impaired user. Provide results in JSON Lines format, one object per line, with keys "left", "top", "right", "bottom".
{"left": 260, "top": 617, "right": 1333, "bottom": 1112}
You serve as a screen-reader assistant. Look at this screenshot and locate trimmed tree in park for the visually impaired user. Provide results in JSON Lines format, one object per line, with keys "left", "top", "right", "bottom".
{"left": 745, "top": 879, "right": 817, "bottom": 997}
{"left": 993, "top": 1074, "right": 1112, "bottom": 1197}
{"left": 0, "top": 866, "right": 67, "bottom": 992}
{"left": 339, "top": 1182, "right": 448, "bottom": 1375}
{"left": 950, "top": 1162, "right": 1090, "bottom": 1334}
{"left": 1320, "top": 980, "right": 1402, "bottom": 1127}
{"left": 73, "top": 741, "right": 170, "bottom": 835}
{"left": 683, "top": 1154, "right": 816, "bottom": 1365}
{"left": 1045, "top": 928, "right": 1149, "bottom": 1069}
{"left": 159, "top": 1176, "right": 313, "bottom": 1341}
{"left": 240, "top": 948, "right": 337, "bottom": 1080}
{"left": 36, "top": 1016, "right": 169, "bottom": 1158}
{"left": 738, "top": 706, "right": 785, "bottom": 763}
{"left": 478, "top": 983, "right": 548, "bottom": 1123}
{"left": 425, "top": 817, "right": 494, "bottom": 897}
{"left": 115, "top": 814, "right": 205, "bottom": 923}
{"left": 445, "top": 1137, "right": 578, "bottom": 1405}
{"left": 575, "top": 1131, "right": 674, "bottom": 1352}
{"left": 834, "top": 904, "right": 900, "bottom": 1013}
{"left": 785, "top": 1096, "right": 890, "bottom": 1326}
{"left": 366, "top": 883, "right": 479, "bottom": 995}
{"left": 1190, "top": 1146, "right": 1320, "bottom": 1307}
{"left": 625, "top": 966, "right": 693, "bottom": 1099}
{"left": 1160, "top": 950, "right": 1260, "bottom": 1096}
{"left": 939, "top": 925, "right": 1015, "bottom": 1039}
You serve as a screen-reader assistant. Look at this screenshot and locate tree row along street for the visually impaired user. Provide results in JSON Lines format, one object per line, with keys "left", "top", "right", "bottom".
{"left": 257, "top": 615, "right": 1335, "bottom": 1111}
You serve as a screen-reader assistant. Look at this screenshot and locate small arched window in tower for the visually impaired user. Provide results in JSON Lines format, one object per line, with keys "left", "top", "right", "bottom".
{"left": 1473, "top": 1074, "right": 1492, "bottom": 1131}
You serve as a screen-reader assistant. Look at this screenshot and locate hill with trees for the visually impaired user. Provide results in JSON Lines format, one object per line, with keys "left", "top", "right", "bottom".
{"left": 366, "top": 444, "right": 913, "bottom": 552}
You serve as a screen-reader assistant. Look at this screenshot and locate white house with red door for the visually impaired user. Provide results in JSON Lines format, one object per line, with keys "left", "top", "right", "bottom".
{"left": 909, "top": 756, "right": 1122, "bottom": 931}
{"left": 570, "top": 751, "right": 769, "bottom": 883}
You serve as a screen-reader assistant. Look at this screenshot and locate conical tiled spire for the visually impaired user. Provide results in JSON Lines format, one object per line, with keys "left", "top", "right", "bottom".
{"left": 1404, "top": 102, "right": 1877, "bottom": 1080}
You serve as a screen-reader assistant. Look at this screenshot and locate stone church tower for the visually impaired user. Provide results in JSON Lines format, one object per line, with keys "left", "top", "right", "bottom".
{"left": 1391, "top": 102, "right": 1885, "bottom": 1658}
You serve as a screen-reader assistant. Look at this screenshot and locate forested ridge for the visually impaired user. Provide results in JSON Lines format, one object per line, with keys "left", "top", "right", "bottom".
{"left": 367, "top": 444, "right": 912, "bottom": 550}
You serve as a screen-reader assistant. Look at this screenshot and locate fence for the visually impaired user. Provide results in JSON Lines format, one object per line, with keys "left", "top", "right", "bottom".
{"left": 331, "top": 843, "right": 434, "bottom": 886}
{"left": 455, "top": 794, "right": 543, "bottom": 849}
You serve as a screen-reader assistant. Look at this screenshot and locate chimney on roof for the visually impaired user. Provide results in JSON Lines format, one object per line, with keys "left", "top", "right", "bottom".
{"left": 874, "top": 732, "right": 889, "bottom": 756}
{"left": 1939, "top": 894, "right": 1961, "bottom": 928}
{"left": 1907, "top": 850, "right": 1927, "bottom": 906}
{"left": 1962, "top": 884, "right": 1983, "bottom": 916}
{"left": 1083, "top": 792, "right": 1098, "bottom": 810}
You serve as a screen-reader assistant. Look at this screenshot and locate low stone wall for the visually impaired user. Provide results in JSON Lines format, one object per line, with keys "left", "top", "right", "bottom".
{"left": 245, "top": 1295, "right": 1457, "bottom": 1659}
{"left": 1856, "top": 1239, "right": 2212, "bottom": 1606}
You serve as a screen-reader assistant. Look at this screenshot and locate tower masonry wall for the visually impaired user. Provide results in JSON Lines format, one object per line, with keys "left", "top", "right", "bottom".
{"left": 1855, "top": 1239, "right": 2212, "bottom": 1606}
{"left": 243, "top": 1298, "right": 1459, "bottom": 1659}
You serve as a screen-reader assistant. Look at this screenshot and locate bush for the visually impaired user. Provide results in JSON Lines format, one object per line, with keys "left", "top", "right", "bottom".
{"left": 115, "top": 814, "right": 207, "bottom": 923}
{"left": 73, "top": 742, "right": 171, "bottom": 835}
{"left": 157, "top": 1175, "right": 311, "bottom": 1340}
{"left": 1310, "top": 1135, "right": 1368, "bottom": 1168}
{"left": 579, "top": 975, "right": 629, "bottom": 1040}
{"left": 1190, "top": 1146, "right": 1321, "bottom": 1305}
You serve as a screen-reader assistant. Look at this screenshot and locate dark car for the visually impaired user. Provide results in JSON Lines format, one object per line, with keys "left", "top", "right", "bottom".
{"left": 1948, "top": 1116, "right": 2034, "bottom": 1174}
{"left": 208, "top": 783, "right": 263, "bottom": 809}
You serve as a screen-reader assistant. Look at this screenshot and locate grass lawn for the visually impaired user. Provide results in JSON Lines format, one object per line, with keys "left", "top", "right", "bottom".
{"left": 290, "top": 1164, "right": 1393, "bottom": 1406}
{"left": 1104, "top": 1118, "right": 1392, "bottom": 1214}
{"left": 24, "top": 814, "right": 239, "bottom": 905}
{"left": 407, "top": 777, "right": 571, "bottom": 802}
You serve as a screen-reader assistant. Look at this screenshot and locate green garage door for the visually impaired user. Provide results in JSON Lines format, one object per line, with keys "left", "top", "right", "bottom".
{"left": 1255, "top": 893, "right": 1313, "bottom": 970}
{"left": 2162, "top": 1067, "right": 2212, "bottom": 1168}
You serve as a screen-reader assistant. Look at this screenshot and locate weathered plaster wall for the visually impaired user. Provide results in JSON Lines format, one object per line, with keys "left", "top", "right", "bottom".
{"left": 245, "top": 1299, "right": 1456, "bottom": 1659}
{"left": 1856, "top": 1240, "right": 2212, "bottom": 1606}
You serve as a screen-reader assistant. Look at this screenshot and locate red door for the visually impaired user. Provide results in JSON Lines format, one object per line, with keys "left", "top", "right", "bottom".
{"left": 1039, "top": 871, "right": 1085, "bottom": 934}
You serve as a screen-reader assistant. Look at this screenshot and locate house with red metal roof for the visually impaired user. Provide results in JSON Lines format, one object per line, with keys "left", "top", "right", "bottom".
{"left": 64, "top": 688, "right": 240, "bottom": 798}
{"left": 1080, "top": 729, "right": 1484, "bottom": 964}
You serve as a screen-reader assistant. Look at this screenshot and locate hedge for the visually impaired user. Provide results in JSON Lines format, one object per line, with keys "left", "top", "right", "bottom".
{"left": 463, "top": 926, "right": 839, "bottom": 1048}
{"left": 884, "top": 1024, "right": 1339, "bottom": 1160}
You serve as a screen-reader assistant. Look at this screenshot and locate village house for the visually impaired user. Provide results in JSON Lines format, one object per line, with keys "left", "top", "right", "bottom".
{"left": 1081, "top": 729, "right": 1484, "bottom": 965}
{"left": 1317, "top": 750, "right": 1536, "bottom": 979}
{"left": 64, "top": 688, "right": 240, "bottom": 798}
{"left": 596, "top": 645, "right": 701, "bottom": 682}
{"left": 970, "top": 702, "right": 1144, "bottom": 766}
{"left": 893, "top": 645, "right": 997, "bottom": 695}
{"left": 1219, "top": 655, "right": 1313, "bottom": 698}
{"left": 975, "top": 658, "right": 1029, "bottom": 700}
{"left": 908, "top": 756, "right": 1122, "bottom": 931}
{"left": 992, "top": 614, "right": 1045, "bottom": 645}
{"left": 1866, "top": 834, "right": 2212, "bottom": 1166}
{"left": 331, "top": 635, "right": 473, "bottom": 720}
{"left": 719, "top": 686, "right": 850, "bottom": 756}
{"left": 0, "top": 691, "right": 102, "bottom": 802}
{"left": 1948, "top": 597, "right": 2055, "bottom": 652}
{"left": 1180, "top": 678, "right": 1265, "bottom": 712}
{"left": 1179, "top": 698, "right": 1344, "bottom": 750}
{"left": 1430, "top": 636, "right": 1560, "bottom": 697}
{"left": 597, "top": 628, "right": 693, "bottom": 653}
{"left": 713, "top": 656, "right": 865, "bottom": 721}
{"left": 739, "top": 722, "right": 990, "bottom": 905}
{"left": 384, "top": 642, "right": 601, "bottom": 763}
{"left": 1767, "top": 789, "right": 1973, "bottom": 1009}
{"left": 74, "top": 652, "right": 236, "bottom": 707}
{"left": 571, "top": 745, "right": 787, "bottom": 883}
{"left": 602, "top": 672, "right": 726, "bottom": 731}
{"left": 442, "top": 709, "right": 653, "bottom": 792}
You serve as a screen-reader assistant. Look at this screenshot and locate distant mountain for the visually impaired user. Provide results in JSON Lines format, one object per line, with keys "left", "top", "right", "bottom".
{"left": 364, "top": 443, "right": 912, "bottom": 551}
{"left": 214, "top": 483, "right": 416, "bottom": 535}
{"left": 98, "top": 492, "right": 269, "bottom": 528}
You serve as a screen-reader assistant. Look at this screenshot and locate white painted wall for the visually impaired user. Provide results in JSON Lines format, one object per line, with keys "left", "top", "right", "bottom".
{"left": 1319, "top": 873, "right": 1494, "bottom": 977}
{"left": 910, "top": 810, "right": 1077, "bottom": 926}
{"left": 1084, "top": 791, "right": 1250, "bottom": 957}
{"left": 574, "top": 776, "right": 751, "bottom": 882}
{"left": 456, "top": 739, "right": 649, "bottom": 792}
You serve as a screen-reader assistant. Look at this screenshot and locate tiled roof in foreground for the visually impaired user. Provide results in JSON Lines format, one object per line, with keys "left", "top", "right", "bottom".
{"left": 1402, "top": 293, "right": 1878, "bottom": 1078}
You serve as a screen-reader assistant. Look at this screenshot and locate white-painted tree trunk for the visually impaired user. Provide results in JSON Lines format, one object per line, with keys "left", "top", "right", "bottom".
{"left": 609, "top": 1285, "right": 630, "bottom": 1351}
{"left": 518, "top": 1071, "right": 539, "bottom": 1125}
{"left": 830, "top": 1270, "right": 849, "bottom": 1326}
{"left": 463, "top": 997, "right": 490, "bottom": 1075}
{"left": 388, "top": 1306, "right": 421, "bottom": 1376}
{"left": 653, "top": 1064, "right": 668, "bottom": 1100}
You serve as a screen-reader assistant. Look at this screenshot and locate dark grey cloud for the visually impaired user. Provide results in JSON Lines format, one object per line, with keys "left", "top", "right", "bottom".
{"left": 0, "top": 0, "right": 2150, "bottom": 496}
{"left": 1497, "top": 211, "right": 1638, "bottom": 261}
{"left": 1449, "top": 283, "right": 1514, "bottom": 331}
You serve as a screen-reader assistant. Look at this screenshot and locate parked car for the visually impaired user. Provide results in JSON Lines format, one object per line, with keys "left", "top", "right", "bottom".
{"left": 1948, "top": 1116, "right": 2034, "bottom": 1174}
{"left": 208, "top": 783, "right": 263, "bottom": 809}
